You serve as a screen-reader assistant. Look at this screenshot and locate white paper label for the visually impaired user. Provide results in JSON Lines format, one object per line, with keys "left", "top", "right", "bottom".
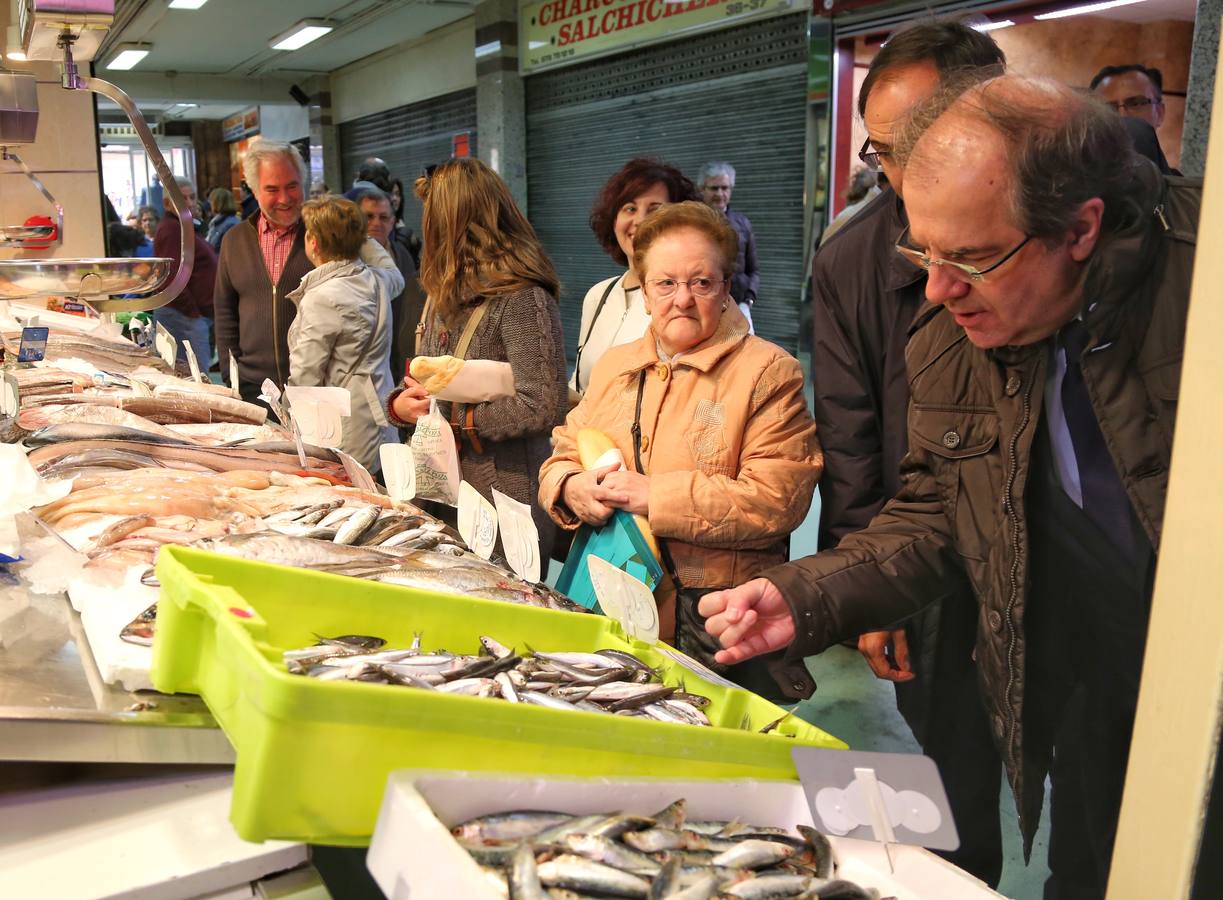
{"left": 260, "top": 378, "right": 288, "bottom": 428}
{"left": 182, "top": 339, "right": 203, "bottom": 383}
{"left": 492, "top": 488, "right": 540, "bottom": 583}
{"left": 154, "top": 322, "right": 177, "bottom": 368}
{"left": 654, "top": 645, "right": 742, "bottom": 691}
{"left": 289, "top": 419, "right": 309, "bottom": 470}
{"left": 380, "top": 443, "right": 417, "bottom": 503}
{"left": 457, "top": 481, "right": 498, "bottom": 560}
{"left": 587, "top": 555, "right": 659, "bottom": 644}
{"left": 229, "top": 355, "right": 241, "bottom": 399}
{"left": 285, "top": 386, "right": 349, "bottom": 448}
{"left": 335, "top": 448, "right": 378, "bottom": 494}
{"left": 1, "top": 373, "right": 19, "bottom": 417}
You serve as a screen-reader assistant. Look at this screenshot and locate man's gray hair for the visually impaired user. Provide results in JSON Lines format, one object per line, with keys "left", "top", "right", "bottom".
{"left": 698, "top": 161, "right": 736, "bottom": 187}
{"left": 172, "top": 174, "right": 195, "bottom": 191}
{"left": 898, "top": 74, "right": 1140, "bottom": 242}
{"left": 242, "top": 140, "right": 308, "bottom": 192}
{"left": 355, "top": 187, "right": 391, "bottom": 207}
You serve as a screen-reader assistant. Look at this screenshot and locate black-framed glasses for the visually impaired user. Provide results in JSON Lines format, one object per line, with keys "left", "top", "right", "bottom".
{"left": 895, "top": 224, "right": 1032, "bottom": 283}
{"left": 645, "top": 277, "right": 728, "bottom": 300}
{"left": 1106, "top": 96, "right": 1159, "bottom": 113}
{"left": 858, "top": 137, "right": 889, "bottom": 171}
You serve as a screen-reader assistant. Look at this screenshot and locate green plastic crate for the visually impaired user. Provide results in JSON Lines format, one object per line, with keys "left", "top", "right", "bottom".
{"left": 151, "top": 545, "right": 845, "bottom": 846}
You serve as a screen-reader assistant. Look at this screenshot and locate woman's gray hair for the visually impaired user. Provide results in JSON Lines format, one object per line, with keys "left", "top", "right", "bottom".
{"left": 242, "top": 140, "right": 308, "bottom": 192}
{"left": 698, "top": 161, "right": 736, "bottom": 187}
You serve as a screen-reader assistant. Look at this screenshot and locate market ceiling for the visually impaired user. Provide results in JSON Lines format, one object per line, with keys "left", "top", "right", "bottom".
{"left": 94, "top": 0, "right": 479, "bottom": 120}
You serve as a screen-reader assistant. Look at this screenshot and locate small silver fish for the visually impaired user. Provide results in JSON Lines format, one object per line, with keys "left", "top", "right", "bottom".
{"left": 710, "top": 840, "right": 797, "bottom": 870}
{"left": 536, "top": 854, "right": 651, "bottom": 898}
{"left": 509, "top": 843, "right": 546, "bottom": 900}
{"left": 333, "top": 504, "right": 381, "bottom": 545}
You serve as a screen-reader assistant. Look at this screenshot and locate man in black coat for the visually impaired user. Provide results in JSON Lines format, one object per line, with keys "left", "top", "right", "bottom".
{"left": 810, "top": 20, "right": 1006, "bottom": 887}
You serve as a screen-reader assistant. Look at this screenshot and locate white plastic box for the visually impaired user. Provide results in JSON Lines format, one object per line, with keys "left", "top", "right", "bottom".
{"left": 366, "top": 771, "right": 1005, "bottom": 900}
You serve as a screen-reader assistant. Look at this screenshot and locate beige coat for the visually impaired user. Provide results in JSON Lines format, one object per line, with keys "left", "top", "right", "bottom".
{"left": 540, "top": 306, "right": 822, "bottom": 604}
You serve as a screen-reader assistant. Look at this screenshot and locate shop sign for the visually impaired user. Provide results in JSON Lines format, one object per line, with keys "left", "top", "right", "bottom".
{"left": 521, "top": 0, "right": 800, "bottom": 73}
{"left": 222, "top": 107, "right": 261, "bottom": 143}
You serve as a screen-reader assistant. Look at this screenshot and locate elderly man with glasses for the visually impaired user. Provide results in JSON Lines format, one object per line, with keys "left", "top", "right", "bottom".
{"left": 703, "top": 72, "right": 1201, "bottom": 899}
{"left": 808, "top": 18, "right": 1007, "bottom": 888}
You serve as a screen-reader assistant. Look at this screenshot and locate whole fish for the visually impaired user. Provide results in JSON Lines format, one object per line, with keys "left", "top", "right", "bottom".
{"left": 451, "top": 810, "right": 573, "bottom": 845}
{"left": 25, "top": 422, "right": 195, "bottom": 448}
{"left": 710, "top": 840, "right": 797, "bottom": 870}
{"left": 334, "top": 504, "right": 381, "bottom": 545}
{"left": 562, "top": 833, "right": 661, "bottom": 876}
{"left": 721, "top": 874, "right": 813, "bottom": 899}
{"left": 509, "top": 843, "right": 546, "bottom": 900}
{"left": 536, "top": 854, "right": 651, "bottom": 898}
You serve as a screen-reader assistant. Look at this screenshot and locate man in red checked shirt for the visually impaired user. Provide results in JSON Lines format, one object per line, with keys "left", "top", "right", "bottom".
{"left": 213, "top": 140, "right": 314, "bottom": 403}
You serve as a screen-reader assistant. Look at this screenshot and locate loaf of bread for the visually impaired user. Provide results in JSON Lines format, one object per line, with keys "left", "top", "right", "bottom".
{"left": 409, "top": 355, "right": 465, "bottom": 396}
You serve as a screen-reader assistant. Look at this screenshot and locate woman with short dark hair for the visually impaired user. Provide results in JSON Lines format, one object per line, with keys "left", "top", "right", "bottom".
{"left": 205, "top": 188, "right": 240, "bottom": 252}
{"left": 571, "top": 158, "right": 697, "bottom": 395}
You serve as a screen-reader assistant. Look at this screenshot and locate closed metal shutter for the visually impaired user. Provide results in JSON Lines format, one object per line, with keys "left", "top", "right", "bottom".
{"left": 526, "top": 13, "right": 810, "bottom": 357}
{"left": 339, "top": 88, "right": 478, "bottom": 236}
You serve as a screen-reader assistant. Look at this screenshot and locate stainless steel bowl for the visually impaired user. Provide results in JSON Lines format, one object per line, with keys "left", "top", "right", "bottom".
{"left": 0, "top": 257, "right": 173, "bottom": 300}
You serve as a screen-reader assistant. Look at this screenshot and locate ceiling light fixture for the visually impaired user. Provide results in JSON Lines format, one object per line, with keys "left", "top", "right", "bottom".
{"left": 168, "top": 0, "right": 209, "bottom": 8}
{"left": 972, "top": 19, "right": 1016, "bottom": 32}
{"left": 1034, "top": 0, "right": 1147, "bottom": 20}
{"left": 105, "top": 43, "right": 153, "bottom": 71}
{"left": 270, "top": 19, "right": 334, "bottom": 51}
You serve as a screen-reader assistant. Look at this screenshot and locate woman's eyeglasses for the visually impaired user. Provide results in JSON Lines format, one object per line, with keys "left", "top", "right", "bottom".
{"left": 894, "top": 225, "right": 1032, "bottom": 283}
{"left": 645, "top": 277, "right": 727, "bottom": 300}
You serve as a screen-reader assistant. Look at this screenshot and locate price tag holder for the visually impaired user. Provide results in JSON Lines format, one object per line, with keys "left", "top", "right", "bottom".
{"left": 335, "top": 448, "right": 378, "bottom": 494}
{"left": 2, "top": 372, "right": 20, "bottom": 417}
{"left": 457, "top": 481, "right": 498, "bottom": 560}
{"left": 154, "top": 322, "right": 177, "bottom": 369}
{"left": 587, "top": 555, "right": 659, "bottom": 644}
{"left": 260, "top": 379, "right": 289, "bottom": 428}
{"left": 492, "top": 488, "right": 540, "bottom": 583}
{"left": 17, "top": 326, "right": 48, "bottom": 363}
{"left": 380, "top": 444, "right": 417, "bottom": 503}
{"left": 229, "top": 355, "right": 241, "bottom": 399}
{"left": 289, "top": 419, "right": 309, "bottom": 470}
{"left": 285, "top": 386, "right": 349, "bottom": 448}
{"left": 790, "top": 747, "right": 960, "bottom": 854}
{"left": 182, "top": 339, "right": 203, "bottom": 383}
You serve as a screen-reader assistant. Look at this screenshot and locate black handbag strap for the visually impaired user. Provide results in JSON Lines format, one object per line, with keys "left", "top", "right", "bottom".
{"left": 573, "top": 276, "right": 621, "bottom": 392}
{"left": 630, "top": 369, "right": 685, "bottom": 589}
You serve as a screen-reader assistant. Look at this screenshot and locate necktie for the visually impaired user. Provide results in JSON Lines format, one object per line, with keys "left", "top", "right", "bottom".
{"left": 1059, "top": 321, "right": 1135, "bottom": 551}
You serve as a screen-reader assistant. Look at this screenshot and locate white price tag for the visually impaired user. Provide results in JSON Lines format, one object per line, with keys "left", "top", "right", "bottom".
{"left": 587, "top": 555, "right": 659, "bottom": 644}
{"left": 229, "top": 355, "right": 241, "bottom": 399}
{"left": 154, "top": 322, "right": 177, "bottom": 368}
{"left": 289, "top": 419, "right": 309, "bottom": 469}
{"left": 1, "top": 373, "right": 20, "bottom": 417}
{"left": 182, "top": 339, "right": 203, "bottom": 383}
{"left": 492, "top": 488, "right": 540, "bottom": 583}
{"left": 457, "top": 481, "right": 498, "bottom": 560}
{"left": 260, "top": 378, "right": 289, "bottom": 428}
{"left": 285, "top": 386, "right": 349, "bottom": 448}
{"left": 380, "top": 443, "right": 417, "bottom": 503}
{"left": 335, "top": 448, "right": 378, "bottom": 494}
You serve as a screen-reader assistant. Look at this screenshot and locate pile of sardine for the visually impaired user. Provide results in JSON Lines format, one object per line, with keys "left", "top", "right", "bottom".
{"left": 283, "top": 634, "right": 718, "bottom": 727}
{"left": 259, "top": 499, "right": 457, "bottom": 552}
{"left": 453, "top": 799, "right": 878, "bottom": 899}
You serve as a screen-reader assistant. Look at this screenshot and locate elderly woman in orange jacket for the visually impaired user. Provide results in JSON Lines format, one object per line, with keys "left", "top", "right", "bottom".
{"left": 538, "top": 201, "right": 822, "bottom": 701}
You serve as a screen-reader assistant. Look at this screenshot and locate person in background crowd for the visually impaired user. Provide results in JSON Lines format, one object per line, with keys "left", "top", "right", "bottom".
{"left": 153, "top": 176, "right": 218, "bottom": 368}
{"left": 698, "top": 161, "right": 759, "bottom": 334}
{"left": 819, "top": 167, "right": 881, "bottom": 246}
{"left": 809, "top": 19, "right": 1007, "bottom": 887}
{"left": 107, "top": 222, "right": 144, "bottom": 258}
{"left": 540, "top": 201, "right": 820, "bottom": 700}
{"left": 571, "top": 158, "right": 698, "bottom": 395}
{"left": 1090, "top": 63, "right": 1166, "bottom": 128}
{"left": 310, "top": 180, "right": 329, "bottom": 200}
{"left": 239, "top": 181, "right": 259, "bottom": 220}
{"left": 214, "top": 142, "right": 313, "bottom": 402}
{"left": 703, "top": 74, "right": 1200, "bottom": 899}
{"left": 345, "top": 157, "right": 392, "bottom": 200}
{"left": 206, "top": 188, "right": 240, "bottom": 253}
{"left": 389, "top": 177, "right": 421, "bottom": 269}
{"left": 387, "top": 158, "right": 568, "bottom": 560}
{"left": 356, "top": 186, "right": 426, "bottom": 381}
{"left": 136, "top": 206, "right": 159, "bottom": 257}
{"left": 287, "top": 197, "right": 404, "bottom": 473}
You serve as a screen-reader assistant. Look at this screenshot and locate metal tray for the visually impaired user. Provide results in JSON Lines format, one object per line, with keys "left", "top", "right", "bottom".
{"left": 0, "top": 257, "right": 172, "bottom": 300}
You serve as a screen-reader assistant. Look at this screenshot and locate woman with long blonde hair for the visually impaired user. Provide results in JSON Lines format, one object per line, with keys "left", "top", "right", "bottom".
{"left": 388, "top": 158, "right": 567, "bottom": 558}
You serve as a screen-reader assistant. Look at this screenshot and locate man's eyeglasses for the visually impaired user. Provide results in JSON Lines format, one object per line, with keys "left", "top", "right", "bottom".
{"left": 894, "top": 225, "right": 1032, "bottom": 283}
{"left": 645, "top": 277, "right": 727, "bottom": 300}
{"left": 858, "top": 137, "right": 889, "bottom": 171}
{"left": 1106, "top": 96, "right": 1159, "bottom": 113}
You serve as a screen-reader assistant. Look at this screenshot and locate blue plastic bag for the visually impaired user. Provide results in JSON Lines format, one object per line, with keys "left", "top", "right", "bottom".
{"left": 556, "top": 510, "right": 664, "bottom": 612}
